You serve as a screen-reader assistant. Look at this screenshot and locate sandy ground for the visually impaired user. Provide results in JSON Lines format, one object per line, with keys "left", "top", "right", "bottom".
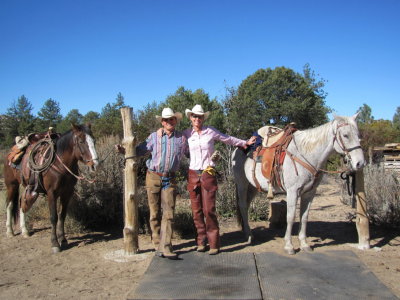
{"left": 1, "top": 179, "right": 399, "bottom": 300}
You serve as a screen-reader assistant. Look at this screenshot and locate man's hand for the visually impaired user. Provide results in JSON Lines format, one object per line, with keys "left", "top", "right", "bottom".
{"left": 115, "top": 144, "right": 126, "bottom": 155}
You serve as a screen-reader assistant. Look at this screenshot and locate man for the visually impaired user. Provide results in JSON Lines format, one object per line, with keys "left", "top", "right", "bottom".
{"left": 118, "top": 108, "right": 187, "bottom": 259}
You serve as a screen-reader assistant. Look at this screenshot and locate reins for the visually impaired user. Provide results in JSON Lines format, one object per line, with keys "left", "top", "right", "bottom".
{"left": 55, "top": 154, "right": 96, "bottom": 183}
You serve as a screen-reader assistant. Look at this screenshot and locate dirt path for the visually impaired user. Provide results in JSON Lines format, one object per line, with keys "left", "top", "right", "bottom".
{"left": 1, "top": 180, "right": 399, "bottom": 299}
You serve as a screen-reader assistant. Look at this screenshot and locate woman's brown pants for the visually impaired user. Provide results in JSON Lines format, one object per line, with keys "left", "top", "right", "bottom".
{"left": 187, "top": 169, "right": 220, "bottom": 250}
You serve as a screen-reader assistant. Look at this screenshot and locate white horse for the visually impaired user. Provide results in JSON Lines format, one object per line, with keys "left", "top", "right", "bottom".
{"left": 232, "top": 114, "right": 366, "bottom": 255}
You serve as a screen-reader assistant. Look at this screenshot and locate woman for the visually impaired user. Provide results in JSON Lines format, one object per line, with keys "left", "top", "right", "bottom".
{"left": 183, "top": 104, "right": 256, "bottom": 255}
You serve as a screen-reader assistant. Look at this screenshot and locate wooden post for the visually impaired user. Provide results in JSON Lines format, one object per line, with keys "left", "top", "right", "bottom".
{"left": 120, "top": 107, "right": 139, "bottom": 254}
{"left": 268, "top": 200, "right": 287, "bottom": 228}
{"left": 355, "top": 168, "right": 370, "bottom": 250}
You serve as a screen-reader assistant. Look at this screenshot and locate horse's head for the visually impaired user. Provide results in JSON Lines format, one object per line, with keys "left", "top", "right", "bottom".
{"left": 332, "top": 113, "right": 366, "bottom": 171}
{"left": 71, "top": 124, "right": 99, "bottom": 172}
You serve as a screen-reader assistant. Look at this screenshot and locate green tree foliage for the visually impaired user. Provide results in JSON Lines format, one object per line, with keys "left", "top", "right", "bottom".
{"left": 357, "top": 103, "right": 374, "bottom": 124}
{"left": 2, "top": 95, "right": 35, "bottom": 145}
{"left": 393, "top": 106, "right": 400, "bottom": 130}
{"left": 57, "top": 109, "right": 83, "bottom": 133}
{"left": 35, "top": 98, "right": 62, "bottom": 132}
{"left": 135, "top": 101, "right": 162, "bottom": 141}
{"left": 225, "top": 65, "right": 330, "bottom": 139}
{"left": 82, "top": 111, "right": 100, "bottom": 126}
{"left": 164, "top": 86, "right": 224, "bottom": 131}
{"left": 94, "top": 92, "right": 125, "bottom": 137}
{"left": 360, "top": 119, "right": 400, "bottom": 151}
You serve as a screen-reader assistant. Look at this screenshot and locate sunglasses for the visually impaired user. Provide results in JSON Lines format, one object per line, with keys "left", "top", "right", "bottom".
{"left": 191, "top": 114, "right": 204, "bottom": 119}
{"left": 162, "top": 117, "right": 176, "bottom": 122}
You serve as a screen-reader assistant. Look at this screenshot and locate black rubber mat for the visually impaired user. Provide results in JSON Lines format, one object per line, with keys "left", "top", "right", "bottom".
{"left": 127, "top": 252, "right": 262, "bottom": 300}
{"left": 255, "top": 250, "right": 397, "bottom": 300}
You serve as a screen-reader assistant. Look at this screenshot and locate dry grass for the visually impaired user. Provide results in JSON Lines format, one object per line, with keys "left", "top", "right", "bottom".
{"left": 340, "top": 164, "right": 400, "bottom": 228}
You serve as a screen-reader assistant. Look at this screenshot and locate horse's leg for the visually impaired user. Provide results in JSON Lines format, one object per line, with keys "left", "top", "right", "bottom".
{"left": 47, "top": 192, "right": 61, "bottom": 253}
{"left": 19, "top": 208, "right": 30, "bottom": 237}
{"left": 5, "top": 183, "right": 19, "bottom": 237}
{"left": 284, "top": 189, "right": 299, "bottom": 255}
{"left": 57, "top": 191, "right": 73, "bottom": 249}
{"left": 236, "top": 181, "right": 253, "bottom": 244}
{"left": 6, "top": 200, "right": 14, "bottom": 237}
{"left": 298, "top": 190, "right": 316, "bottom": 253}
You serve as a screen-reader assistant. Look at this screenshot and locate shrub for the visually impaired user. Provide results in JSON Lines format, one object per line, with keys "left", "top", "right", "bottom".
{"left": 341, "top": 164, "right": 400, "bottom": 228}
{"left": 363, "top": 164, "right": 400, "bottom": 228}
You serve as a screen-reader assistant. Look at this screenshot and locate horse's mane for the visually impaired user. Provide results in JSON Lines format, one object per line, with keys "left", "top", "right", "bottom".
{"left": 56, "top": 125, "right": 92, "bottom": 154}
{"left": 294, "top": 121, "right": 333, "bottom": 154}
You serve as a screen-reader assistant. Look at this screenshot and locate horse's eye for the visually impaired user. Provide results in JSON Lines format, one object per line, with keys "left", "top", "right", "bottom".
{"left": 343, "top": 134, "right": 349, "bottom": 138}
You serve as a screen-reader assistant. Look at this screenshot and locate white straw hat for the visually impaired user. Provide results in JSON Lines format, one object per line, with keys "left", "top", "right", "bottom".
{"left": 185, "top": 104, "right": 210, "bottom": 120}
{"left": 155, "top": 107, "right": 182, "bottom": 123}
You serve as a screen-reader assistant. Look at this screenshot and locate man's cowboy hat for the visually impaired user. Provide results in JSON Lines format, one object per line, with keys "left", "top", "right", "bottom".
{"left": 185, "top": 104, "right": 210, "bottom": 120}
{"left": 155, "top": 107, "right": 183, "bottom": 123}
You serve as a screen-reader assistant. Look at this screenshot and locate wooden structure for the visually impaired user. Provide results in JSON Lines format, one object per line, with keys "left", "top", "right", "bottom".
{"left": 120, "top": 107, "right": 139, "bottom": 254}
{"left": 371, "top": 143, "right": 400, "bottom": 173}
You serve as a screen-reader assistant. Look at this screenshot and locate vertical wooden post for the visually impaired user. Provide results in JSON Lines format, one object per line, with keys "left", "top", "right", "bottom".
{"left": 120, "top": 107, "right": 139, "bottom": 254}
{"left": 355, "top": 168, "right": 370, "bottom": 250}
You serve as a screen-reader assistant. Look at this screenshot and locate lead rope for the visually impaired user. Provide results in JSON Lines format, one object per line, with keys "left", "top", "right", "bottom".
{"left": 56, "top": 154, "right": 96, "bottom": 183}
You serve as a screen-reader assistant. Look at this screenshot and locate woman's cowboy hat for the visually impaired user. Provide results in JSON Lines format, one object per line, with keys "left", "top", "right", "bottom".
{"left": 185, "top": 104, "right": 210, "bottom": 120}
{"left": 155, "top": 107, "right": 183, "bottom": 123}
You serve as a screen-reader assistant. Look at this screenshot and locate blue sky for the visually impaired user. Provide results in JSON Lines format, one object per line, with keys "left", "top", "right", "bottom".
{"left": 1, "top": 0, "right": 399, "bottom": 121}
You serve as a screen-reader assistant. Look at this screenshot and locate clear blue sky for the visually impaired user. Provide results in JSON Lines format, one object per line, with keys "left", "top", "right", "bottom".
{"left": 1, "top": 0, "right": 399, "bottom": 121}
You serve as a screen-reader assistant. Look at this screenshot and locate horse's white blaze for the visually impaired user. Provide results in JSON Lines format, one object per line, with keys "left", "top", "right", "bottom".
{"left": 85, "top": 134, "right": 99, "bottom": 167}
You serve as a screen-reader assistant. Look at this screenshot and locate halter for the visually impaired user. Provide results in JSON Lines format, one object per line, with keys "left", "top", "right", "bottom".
{"left": 73, "top": 133, "right": 96, "bottom": 166}
{"left": 332, "top": 122, "right": 362, "bottom": 167}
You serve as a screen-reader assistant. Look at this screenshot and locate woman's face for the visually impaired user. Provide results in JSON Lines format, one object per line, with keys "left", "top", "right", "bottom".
{"left": 190, "top": 114, "right": 204, "bottom": 127}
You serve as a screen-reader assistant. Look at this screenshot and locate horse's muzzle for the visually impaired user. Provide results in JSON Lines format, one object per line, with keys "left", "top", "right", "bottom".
{"left": 86, "top": 159, "right": 99, "bottom": 172}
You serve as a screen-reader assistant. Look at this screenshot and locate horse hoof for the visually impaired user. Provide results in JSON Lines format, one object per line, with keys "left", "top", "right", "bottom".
{"left": 6, "top": 231, "right": 15, "bottom": 238}
{"left": 301, "top": 246, "right": 313, "bottom": 253}
{"left": 285, "top": 248, "right": 295, "bottom": 255}
{"left": 52, "top": 247, "right": 61, "bottom": 254}
{"left": 246, "top": 236, "right": 253, "bottom": 245}
{"left": 22, "top": 231, "right": 30, "bottom": 238}
{"left": 60, "top": 240, "right": 68, "bottom": 248}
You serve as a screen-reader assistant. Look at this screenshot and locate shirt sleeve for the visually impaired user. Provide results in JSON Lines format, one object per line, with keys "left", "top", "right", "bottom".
{"left": 211, "top": 127, "right": 247, "bottom": 147}
{"left": 135, "top": 134, "right": 153, "bottom": 156}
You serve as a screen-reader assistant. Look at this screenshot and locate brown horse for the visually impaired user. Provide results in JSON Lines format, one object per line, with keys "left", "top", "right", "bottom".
{"left": 4, "top": 124, "right": 99, "bottom": 253}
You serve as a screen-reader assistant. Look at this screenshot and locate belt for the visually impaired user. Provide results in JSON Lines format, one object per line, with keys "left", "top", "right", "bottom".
{"left": 190, "top": 169, "right": 203, "bottom": 175}
{"left": 148, "top": 170, "right": 175, "bottom": 178}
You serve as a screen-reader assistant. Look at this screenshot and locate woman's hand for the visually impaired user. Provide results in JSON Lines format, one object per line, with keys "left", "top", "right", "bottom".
{"left": 246, "top": 136, "right": 257, "bottom": 146}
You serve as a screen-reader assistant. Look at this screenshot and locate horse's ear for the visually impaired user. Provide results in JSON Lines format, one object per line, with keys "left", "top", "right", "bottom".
{"left": 332, "top": 113, "right": 338, "bottom": 120}
{"left": 71, "top": 123, "right": 79, "bottom": 132}
{"left": 352, "top": 111, "right": 360, "bottom": 121}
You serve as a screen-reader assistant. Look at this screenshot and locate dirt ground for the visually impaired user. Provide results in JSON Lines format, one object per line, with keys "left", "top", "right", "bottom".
{"left": 1, "top": 179, "right": 399, "bottom": 300}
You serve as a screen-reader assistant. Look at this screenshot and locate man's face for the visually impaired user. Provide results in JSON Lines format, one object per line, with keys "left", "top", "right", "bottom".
{"left": 161, "top": 117, "right": 177, "bottom": 131}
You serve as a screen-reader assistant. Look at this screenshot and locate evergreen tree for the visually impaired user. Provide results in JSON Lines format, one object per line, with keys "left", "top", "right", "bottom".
{"left": 58, "top": 109, "right": 84, "bottom": 133}
{"left": 393, "top": 106, "right": 400, "bottom": 130}
{"left": 95, "top": 92, "right": 125, "bottom": 137}
{"left": 164, "top": 86, "right": 224, "bottom": 131}
{"left": 2, "top": 95, "right": 35, "bottom": 145}
{"left": 224, "top": 66, "right": 330, "bottom": 139}
{"left": 36, "top": 98, "right": 62, "bottom": 132}
{"left": 357, "top": 104, "right": 374, "bottom": 124}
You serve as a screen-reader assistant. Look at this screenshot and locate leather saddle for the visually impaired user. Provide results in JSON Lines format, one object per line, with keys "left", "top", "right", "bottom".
{"left": 253, "top": 124, "right": 297, "bottom": 191}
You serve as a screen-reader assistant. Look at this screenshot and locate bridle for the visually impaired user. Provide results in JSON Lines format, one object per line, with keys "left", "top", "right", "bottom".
{"left": 73, "top": 133, "right": 96, "bottom": 166}
{"left": 332, "top": 122, "right": 362, "bottom": 167}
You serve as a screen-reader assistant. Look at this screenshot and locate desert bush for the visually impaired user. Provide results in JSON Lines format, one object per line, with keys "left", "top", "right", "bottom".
{"left": 363, "top": 164, "right": 400, "bottom": 228}
{"left": 216, "top": 175, "right": 269, "bottom": 221}
{"left": 341, "top": 164, "right": 400, "bottom": 228}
